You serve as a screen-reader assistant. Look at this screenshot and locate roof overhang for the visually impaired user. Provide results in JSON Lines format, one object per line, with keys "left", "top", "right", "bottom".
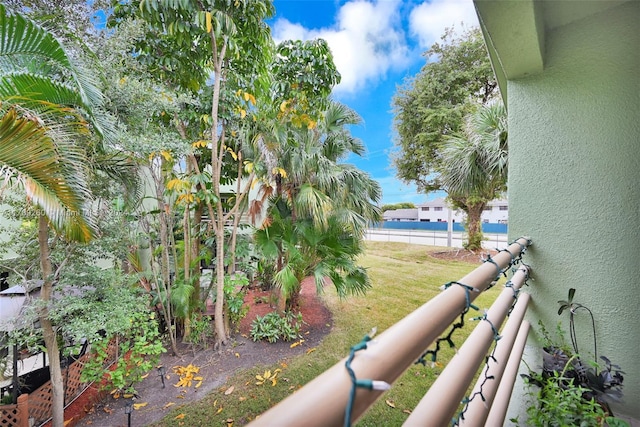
{"left": 474, "top": 0, "right": 631, "bottom": 103}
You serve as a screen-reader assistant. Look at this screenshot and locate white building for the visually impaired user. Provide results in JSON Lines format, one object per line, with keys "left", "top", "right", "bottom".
{"left": 385, "top": 198, "right": 508, "bottom": 224}
{"left": 382, "top": 208, "right": 419, "bottom": 222}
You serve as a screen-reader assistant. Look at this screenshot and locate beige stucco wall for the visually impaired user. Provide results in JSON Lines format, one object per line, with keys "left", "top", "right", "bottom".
{"left": 507, "top": 1, "right": 640, "bottom": 420}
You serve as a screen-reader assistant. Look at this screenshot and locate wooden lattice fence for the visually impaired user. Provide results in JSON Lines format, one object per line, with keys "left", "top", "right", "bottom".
{"left": 0, "top": 339, "right": 118, "bottom": 427}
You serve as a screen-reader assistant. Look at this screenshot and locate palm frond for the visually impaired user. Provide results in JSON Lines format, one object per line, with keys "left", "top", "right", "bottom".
{"left": 0, "top": 107, "right": 96, "bottom": 241}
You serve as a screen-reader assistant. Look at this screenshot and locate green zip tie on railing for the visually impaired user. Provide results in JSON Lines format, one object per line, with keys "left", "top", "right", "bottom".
{"left": 344, "top": 328, "right": 390, "bottom": 427}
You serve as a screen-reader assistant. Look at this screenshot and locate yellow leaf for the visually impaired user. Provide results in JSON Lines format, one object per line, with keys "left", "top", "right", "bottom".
{"left": 403, "top": 409, "right": 412, "bottom": 414}
{"left": 175, "top": 413, "right": 186, "bottom": 420}
{"left": 271, "top": 378, "right": 277, "bottom": 387}
{"left": 161, "top": 150, "right": 172, "bottom": 161}
{"left": 385, "top": 399, "right": 396, "bottom": 408}
{"left": 192, "top": 139, "right": 208, "bottom": 148}
{"left": 216, "top": 407, "right": 223, "bottom": 414}
{"left": 176, "top": 395, "right": 184, "bottom": 399}
{"left": 112, "top": 391, "right": 120, "bottom": 399}
{"left": 195, "top": 380, "right": 203, "bottom": 388}
{"left": 280, "top": 100, "right": 288, "bottom": 112}
{"left": 193, "top": 376, "right": 203, "bottom": 381}
{"left": 290, "top": 339, "right": 304, "bottom": 348}
{"left": 235, "top": 352, "right": 240, "bottom": 358}
{"left": 226, "top": 147, "right": 238, "bottom": 161}
{"left": 306, "top": 348, "right": 316, "bottom": 355}
{"left": 133, "top": 402, "right": 148, "bottom": 410}
{"left": 224, "top": 386, "right": 235, "bottom": 395}
{"left": 140, "top": 373, "right": 150, "bottom": 379}
{"left": 63, "top": 418, "right": 74, "bottom": 426}
{"left": 239, "top": 108, "right": 246, "bottom": 119}
{"left": 256, "top": 375, "right": 264, "bottom": 381}
{"left": 226, "top": 418, "right": 234, "bottom": 427}
{"left": 123, "top": 393, "right": 134, "bottom": 399}
{"left": 244, "top": 92, "right": 256, "bottom": 105}
{"left": 238, "top": 396, "right": 246, "bottom": 401}
{"left": 164, "top": 402, "right": 175, "bottom": 409}
{"left": 205, "top": 11, "right": 212, "bottom": 33}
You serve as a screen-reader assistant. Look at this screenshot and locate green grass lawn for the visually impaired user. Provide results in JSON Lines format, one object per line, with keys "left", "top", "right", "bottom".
{"left": 153, "top": 242, "right": 501, "bottom": 426}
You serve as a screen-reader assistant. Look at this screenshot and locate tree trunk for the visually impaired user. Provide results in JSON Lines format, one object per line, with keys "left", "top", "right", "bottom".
{"left": 465, "top": 202, "right": 485, "bottom": 251}
{"left": 151, "top": 162, "right": 180, "bottom": 356}
{"left": 38, "top": 215, "right": 64, "bottom": 427}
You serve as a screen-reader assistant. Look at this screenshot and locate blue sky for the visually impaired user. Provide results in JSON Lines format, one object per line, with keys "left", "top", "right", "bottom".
{"left": 269, "top": 0, "right": 479, "bottom": 205}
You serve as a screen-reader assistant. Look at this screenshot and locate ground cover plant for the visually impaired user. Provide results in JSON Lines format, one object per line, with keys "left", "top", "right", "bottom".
{"left": 151, "top": 242, "right": 502, "bottom": 426}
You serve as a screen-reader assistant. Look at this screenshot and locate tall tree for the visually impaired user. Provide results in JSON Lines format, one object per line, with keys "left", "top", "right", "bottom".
{"left": 0, "top": 5, "right": 104, "bottom": 426}
{"left": 109, "top": 0, "right": 275, "bottom": 349}
{"left": 439, "top": 103, "right": 507, "bottom": 250}
{"left": 255, "top": 101, "right": 382, "bottom": 310}
{"left": 393, "top": 27, "right": 498, "bottom": 193}
{"left": 392, "top": 27, "right": 500, "bottom": 249}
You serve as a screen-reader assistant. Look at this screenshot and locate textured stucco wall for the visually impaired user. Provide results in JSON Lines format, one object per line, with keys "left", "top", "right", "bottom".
{"left": 507, "top": 1, "right": 640, "bottom": 420}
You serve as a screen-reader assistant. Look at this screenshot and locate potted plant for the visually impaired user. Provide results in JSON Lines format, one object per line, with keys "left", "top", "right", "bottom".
{"left": 516, "top": 288, "right": 627, "bottom": 427}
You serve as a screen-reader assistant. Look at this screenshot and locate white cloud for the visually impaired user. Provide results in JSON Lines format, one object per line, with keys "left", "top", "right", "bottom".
{"left": 271, "top": 0, "right": 410, "bottom": 95}
{"left": 409, "top": 0, "right": 479, "bottom": 49}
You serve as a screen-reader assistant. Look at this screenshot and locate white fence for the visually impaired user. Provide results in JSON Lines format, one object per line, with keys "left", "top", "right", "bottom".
{"left": 364, "top": 229, "right": 509, "bottom": 249}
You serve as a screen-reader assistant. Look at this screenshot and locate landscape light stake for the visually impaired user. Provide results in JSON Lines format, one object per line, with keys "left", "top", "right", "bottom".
{"left": 158, "top": 366, "right": 166, "bottom": 388}
{"left": 125, "top": 400, "right": 133, "bottom": 427}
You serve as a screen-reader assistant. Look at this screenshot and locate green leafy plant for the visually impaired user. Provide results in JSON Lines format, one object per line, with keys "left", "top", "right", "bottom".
{"left": 522, "top": 366, "right": 608, "bottom": 427}
{"left": 250, "top": 311, "right": 305, "bottom": 343}
{"left": 520, "top": 289, "right": 627, "bottom": 426}
{"left": 224, "top": 273, "right": 249, "bottom": 331}
{"left": 81, "top": 311, "right": 165, "bottom": 395}
{"left": 186, "top": 314, "right": 213, "bottom": 350}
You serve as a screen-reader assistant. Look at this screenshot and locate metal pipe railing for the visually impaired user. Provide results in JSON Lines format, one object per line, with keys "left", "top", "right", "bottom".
{"left": 403, "top": 265, "right": 530, "bottom": 426}
{"left": 484, "top": 320, "right": 531, "bottom": 426}
{"left": 249, "top": 237, "right": 531, "bottom": 427}
{"left": 458, "top": 294, "right": 530, "bottom": 426}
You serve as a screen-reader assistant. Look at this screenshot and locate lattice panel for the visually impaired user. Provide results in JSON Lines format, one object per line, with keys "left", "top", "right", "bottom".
{"left": 65, "top": 354, "right": 89, "bottom": 402}
{"left": 0, "top": 404, "right": 19, "bottom": 427}
{"left": 29, "top": 382, "right": 52, "bottom": 426}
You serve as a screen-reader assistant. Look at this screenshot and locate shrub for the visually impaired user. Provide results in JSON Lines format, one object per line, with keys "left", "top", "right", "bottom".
{"left": 250, "top": 311, "right": 305, "bottom": 343}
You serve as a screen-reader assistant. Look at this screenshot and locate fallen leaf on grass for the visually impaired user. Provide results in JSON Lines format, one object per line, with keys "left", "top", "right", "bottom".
{"left": 226, "top": 418, "right": 234, "bottom": 427}
{"left": 306, "top": 348, "right": 316, "bottom": 355}
{"left": 174, "top": 413, "right": 185, "bottom": 420}
{"left": 133, "top": 402, "right": 148, "bottom": 410}
{"left": 216, "top": 407, "right": 223, "bottom": 414}
{"left": 224, "top": 386, "right": 235, "bottom": 395}
{"left": 385, "top": 400, "right": 396, "bottom": 408}
{"left": 403, "top": 409, "right": 412, "bottom": 414}
{"left": 238, "top": 396, "right": 246, "bottom": 401}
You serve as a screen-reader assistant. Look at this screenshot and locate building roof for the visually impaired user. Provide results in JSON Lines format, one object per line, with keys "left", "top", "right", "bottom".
{"left": 383, "top": 208, "right": 418, "bottom": 220}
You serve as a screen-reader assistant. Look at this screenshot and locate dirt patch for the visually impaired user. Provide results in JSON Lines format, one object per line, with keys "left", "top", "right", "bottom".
{"left": 429, "top": 248, "right": 498, "bottom": 263}
{"left": 73, "top": 278, "right": 332, "bottom": 427}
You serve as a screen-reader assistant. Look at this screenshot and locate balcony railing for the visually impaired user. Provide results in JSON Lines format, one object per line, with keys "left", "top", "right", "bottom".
{"left": 249, "top": 237, "right": 532, "bottom": 427}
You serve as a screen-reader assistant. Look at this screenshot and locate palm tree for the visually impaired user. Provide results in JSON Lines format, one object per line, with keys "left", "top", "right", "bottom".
{"left": 439, "top": 103, "right": 508, "bottom": 250}
{"left": 256, "top": 101, "right": 381, "bottom": 310}
{"left": 0, "top": 5, "right": 106, "bottom": 426}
